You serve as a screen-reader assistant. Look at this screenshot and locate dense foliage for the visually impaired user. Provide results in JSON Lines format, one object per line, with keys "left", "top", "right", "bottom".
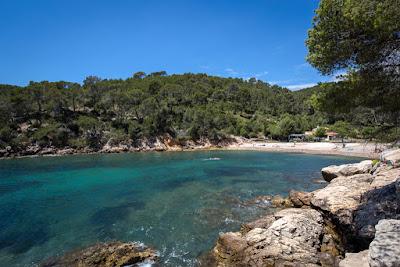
{"left": 306, "top": 0, "right": 400, "bottom": 141}
{"left": 0, "top": 73, "right": 325, "bottom": 151}
{"left": 0, "top": 72, "right": 390, "bottom": 152}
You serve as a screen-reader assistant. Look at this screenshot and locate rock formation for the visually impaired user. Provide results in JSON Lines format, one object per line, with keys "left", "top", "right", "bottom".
{"left": 321, "top": 160, "right": 373, "bottom": 182}
{"left": 368, "top": 219, "right": 400, "bottom": 267}
{"left": 213, "top": 208, "right": 343, "bottom": 266}
{"left": 41, "top": 241, "right": 158, "bottom": 267}
{"left": 211, "top": 149, "right": 400, "bottom": 267}
{"left": 339, "top": 219, "right": 400, "bottom": 267}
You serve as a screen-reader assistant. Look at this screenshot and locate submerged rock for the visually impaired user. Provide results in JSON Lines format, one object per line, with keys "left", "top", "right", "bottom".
{"left": 321, "top": 160, "right": 373, "bottom": 182}
{"left": 41, "top": 241, "right": 158, "bottom": 267}
{"left": 213, "top": 208, "right": 341, "bottom": 267}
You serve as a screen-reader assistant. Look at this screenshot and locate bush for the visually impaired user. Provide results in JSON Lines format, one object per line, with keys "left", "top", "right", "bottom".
{"left": 76, "top": 116, "right": 99, "bottom": 131}
{"left": 0, "top": 125, "right": 13, "bottom": 144}
{"left": 68, "top": 137, "right": 86, "bottom": 149}
{"left": 32, "top": 123, "right": 70, "bottom": 147}
{"left": 128, "top": 121, "right": 143, "bottom": 141}
{"left": 314, "top": 127, "right": 326, "bottom": 138}
{"left": 107, "top": 128, "right": 129, "bottom": 145}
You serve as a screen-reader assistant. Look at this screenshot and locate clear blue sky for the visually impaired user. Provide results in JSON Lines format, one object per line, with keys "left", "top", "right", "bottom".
{"left": 0, "top": 0, "right": 332, "bottom": 89}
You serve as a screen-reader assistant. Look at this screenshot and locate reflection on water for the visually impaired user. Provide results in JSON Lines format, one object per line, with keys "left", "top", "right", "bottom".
{"left": 0, "top": 151, "right": 362, "bottom": 266}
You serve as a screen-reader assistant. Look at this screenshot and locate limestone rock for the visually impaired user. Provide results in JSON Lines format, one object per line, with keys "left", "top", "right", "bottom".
{"left": 289, "top": 190, "right": 312, "bottom": 207}
{"left": 339, "top": 250, "right": 369, "bottom": 267}
{"left": 311, "top": 166, "right": 400, "bottom": 247}
{"left": 213, "top": 208, "right": 338, "bottom": 267}
{"left": 271, "top": 195, "right": 293, "bottom": 208}
{"left": 41, "top": 241, "right": 158, "bottom": 267}
{"left": 368, "top": 219, "right": 400, "bottom": 267}
{"left": 321, "top": 160, "right": 373, "bottom": 182}
{"left": 39, "top": 147, "right": 56, "bottom": 155}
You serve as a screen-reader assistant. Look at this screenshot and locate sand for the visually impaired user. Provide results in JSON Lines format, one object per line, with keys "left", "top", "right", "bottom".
{"left": 224, "top": 141, "right": 385, "bottom": 158}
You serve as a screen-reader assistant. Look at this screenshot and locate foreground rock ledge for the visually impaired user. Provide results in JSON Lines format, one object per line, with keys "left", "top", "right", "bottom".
{"left": 41, "top": 241, "right": 158, "bottom": 267}
{"left": 213, "top": 208, "right": 342, "bottom": 267}
{"left": 211, "top": 149, "right": 400, "bottom": 267}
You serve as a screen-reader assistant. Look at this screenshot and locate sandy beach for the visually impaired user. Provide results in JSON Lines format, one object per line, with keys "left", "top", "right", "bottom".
{"left": 225, "top": 140, "right": 385, "bottom": 158}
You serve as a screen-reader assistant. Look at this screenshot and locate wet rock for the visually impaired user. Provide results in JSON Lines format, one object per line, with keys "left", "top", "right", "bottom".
{"left": 41, "top": 241, "right": 158, "bottom": 267}
{"left": 321, "top": 160, "right": 373, "bottom": 182}
{"left": 271, "top": 195, "right": 293, "bottom": 208}
{"left": 368, "top": 219, "right": 400, "bottom": 267}
{"left": 242, "top": 195, "right": 272, "bottom": 208}
{"left": 289, "top": 190, "right": 312, "bottom": 207}
{"left": 213, "top": 208, "right": 340, "bottom": 267}
{"left": 339, "top": 250, "right": 369, "bottom": 267}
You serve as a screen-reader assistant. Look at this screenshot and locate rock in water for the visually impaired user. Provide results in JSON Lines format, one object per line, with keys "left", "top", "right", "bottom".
{"left": 213, "top": 208, "right": 341, "bottom": 267}
{"left": 369, "top": 219, "right": 400, "bottom": 267}
{"left": 41, "top": 241, "right": 158, "bottom": 267}
{"left": 321, "top": 160, "right": 373, "bottom": 182}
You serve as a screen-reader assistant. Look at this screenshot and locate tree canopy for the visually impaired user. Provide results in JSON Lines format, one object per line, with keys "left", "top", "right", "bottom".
{"left": 306, "top": 0, "right": 400, "bottom": 137}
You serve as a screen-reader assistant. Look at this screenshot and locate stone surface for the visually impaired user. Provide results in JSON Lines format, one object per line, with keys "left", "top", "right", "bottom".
{"left": 213, "top": 208, "right": 339, "bottom": 267}
{"left": 339, "top": 250, "right": 369, "bottom": 267}
{"left": 289, "top": 190, "right": 312, "bottom": 207}
{"left": 212, "top": 158, "right": 400, "bottom": 267}
{"left": 321, "top": 160, "right": 373, "bottom": 182}
{"left": 40, "top": 241, "right": 158, "bottom": 267}
{"left": 369, "top": 219, "right": 400, "bottom": 267}
{"left": 270, "top": 195, "right": 293, "bottom": 208}
{"left": 311, "top": 166, "right": 400, "bottom": 247}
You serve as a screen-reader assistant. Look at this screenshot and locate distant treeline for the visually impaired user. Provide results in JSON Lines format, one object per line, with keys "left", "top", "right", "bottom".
{"left": 0, "top": 73, "right": 396, "bottom": 151}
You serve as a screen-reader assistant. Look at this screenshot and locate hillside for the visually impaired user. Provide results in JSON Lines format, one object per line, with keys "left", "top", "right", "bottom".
{"left": 0, "top": 73, "right": 385, "bottom": 156}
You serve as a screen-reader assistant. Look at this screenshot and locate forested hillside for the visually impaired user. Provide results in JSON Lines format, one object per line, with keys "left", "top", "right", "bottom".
{"left": 0, "top": 72, "right": 395, "bottom": 155}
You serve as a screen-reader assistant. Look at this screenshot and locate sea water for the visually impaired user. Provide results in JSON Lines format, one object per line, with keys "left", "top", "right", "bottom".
{"left": 0, "top": 151, "right": 362, "bottom": 266}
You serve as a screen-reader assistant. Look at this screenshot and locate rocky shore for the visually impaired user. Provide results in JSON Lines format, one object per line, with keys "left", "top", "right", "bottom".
{"left": 0, "top": 135, "right": 239, "bottom": 159}
{"left": 209, "top": 148, "right": 400, "bottom": 267}
{"left": 40, "top": 241, "right": 158, "bottom": 267}
{"left": 0, "top": 135, "right": 383, "bottom": 159}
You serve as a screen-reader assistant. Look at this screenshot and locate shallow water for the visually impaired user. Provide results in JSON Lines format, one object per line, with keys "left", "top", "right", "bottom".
{"left": 0, "top": 151, "right": 362, "bottom": 266}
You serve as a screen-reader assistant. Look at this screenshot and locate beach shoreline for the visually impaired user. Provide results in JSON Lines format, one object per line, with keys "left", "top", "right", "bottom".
{"left": 0, "top": 140, "right": 385, "bottom": 160}
{"left": 224, "top": 141, "right": 383, "bottom": 158}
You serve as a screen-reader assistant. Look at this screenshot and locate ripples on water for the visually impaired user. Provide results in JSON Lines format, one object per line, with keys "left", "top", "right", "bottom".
{"left": 0, "top": 151, "right": 362, "bottom": 266}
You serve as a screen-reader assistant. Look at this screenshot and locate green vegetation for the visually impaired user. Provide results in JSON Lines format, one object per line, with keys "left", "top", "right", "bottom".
{"left": 1, "top": 0, "right": 398, "bottom": 153}
{"left": 306, "top": 0, "right": 400, "bottom": 141}
{"left": 0, "top": 72, "right": 392, "bottom": 153}
{"left": 0, "top": 74, "right": 322, "bottom": 150}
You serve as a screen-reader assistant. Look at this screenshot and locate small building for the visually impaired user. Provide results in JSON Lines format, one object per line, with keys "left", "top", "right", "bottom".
{"left": 288, "top": 134, "right": 306, "bottom": 141}
{"left": 325, "top": 131, "right": 339, "bottom": 141}
{"left": 304, "top": 131, "right": 314, "bottom": 137}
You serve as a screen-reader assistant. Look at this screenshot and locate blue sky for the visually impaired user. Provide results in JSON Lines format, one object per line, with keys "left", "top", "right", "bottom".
{"left": 0, "top": 0, "right": 333, "bottom": 89}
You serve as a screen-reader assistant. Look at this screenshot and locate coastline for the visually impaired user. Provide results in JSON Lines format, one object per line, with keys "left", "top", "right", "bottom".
{"left": 225, "top": 141, "right": 383, "bottom": 158}
{"left": 0, "top": 140, "right": 384, "bottom": 160}
{"left": 208, "top": 148, "right": 400, "bottom": 267}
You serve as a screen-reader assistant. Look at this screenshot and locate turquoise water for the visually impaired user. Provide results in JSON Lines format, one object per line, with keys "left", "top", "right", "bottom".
{"left": 0, "top": 151, "right": 361, "bottom": 266}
